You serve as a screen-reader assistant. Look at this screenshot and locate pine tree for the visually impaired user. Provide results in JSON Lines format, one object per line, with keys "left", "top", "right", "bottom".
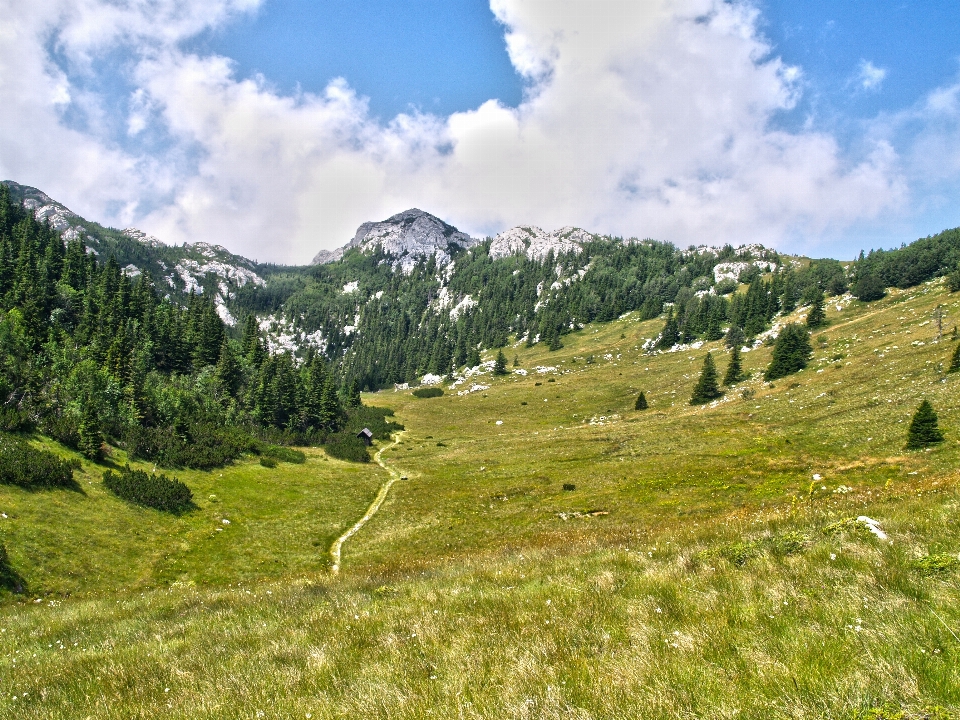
{"left": 78, "top": 401, "right": 103, "bottom": 460}
{"left": 215, "top": 339, "right": 242, "bottom": 396}
{"left": 467, "top": 347, "right": 481, "bottom": 368}
{"left": 723, "top": 345, "right": 744, "bottom": 386}
{"left": 949, "top": 342, "right": 960, "bottom": 373}
{"left": 690, "top": 352, "right": 723, "bottom": 405}
{"left": 493, "top": 349, "right": 508, "bottom": 375}
{"left": 906, "top": 400, "right": 945, "bottom": 449}
{"left": 724, "top": 324, "right": 745, "bottom": 350}
{"left": 635, "top": 392, "right": 648, "bottom": 410}
{"left": 806, "top": 289, "right": 826, "bottom": 328}
{"left": 765, "top": 324, "right": 813, "bottom": 380}
{"left": 657, "top": 308, "right": 680, "bottom": 349}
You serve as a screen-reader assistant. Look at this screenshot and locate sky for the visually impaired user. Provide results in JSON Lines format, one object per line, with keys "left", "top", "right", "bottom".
{"left": 1, "top": 0, "right": 959, "bottom": 264}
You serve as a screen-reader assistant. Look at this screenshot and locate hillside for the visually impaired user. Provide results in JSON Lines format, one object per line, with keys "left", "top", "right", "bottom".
{"left": 2, "top": 275, "right": 958, "bottom": 718}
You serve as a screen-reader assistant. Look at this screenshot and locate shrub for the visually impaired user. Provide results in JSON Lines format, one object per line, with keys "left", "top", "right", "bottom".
{"left": 0, "top": 434, "right": 79, "bottom": 489}
{"left": 259, "top": 445, "right": 306, "bottom": 464}
{"left": 324, "top": 433, "right": 370, "bottom": 463}
{"left": 126, "top": 422, "right": 256, "bottom": 469}
{"left": 911, "top": 553, "right": 959, "bottom": 577}
{"left": 343, "top": 405, "right": 404, "bottom": 440}
{"left": 714, "top": 278, "right": 737, "bottom": 295}
{"left": 259, "top": 456, "right": 278, "bottom": 468}
{"left": 852, "top": 273, "right": 886, "bottom": 302}
{"left": 103, "top": 465, "right": 193, "bottom": 513}
{"left": 635, "top": 392, "right": 648, "bottom": 410}
{"left": 412, "top": 387, "right": 444, "bottom": 399}
{"left": 698, "top": 540, "right": 761, "bottom": 567}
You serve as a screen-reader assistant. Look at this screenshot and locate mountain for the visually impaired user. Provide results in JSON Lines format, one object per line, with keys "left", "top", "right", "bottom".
{"left": 312, "top": 208, "right": 475, "bottom": 271}
{"left": 2, "top": 180, "right": 266, "bottom": 326}
{"left": 489, "top": 225, "right": 599, "bottom": 261}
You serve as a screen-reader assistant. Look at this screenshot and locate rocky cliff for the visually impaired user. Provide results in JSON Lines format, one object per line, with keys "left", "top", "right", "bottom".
{"left": 312, "top": 208, "right": 475, "bottom": 271}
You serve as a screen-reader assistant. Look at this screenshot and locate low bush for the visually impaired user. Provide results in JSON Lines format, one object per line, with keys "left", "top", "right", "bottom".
{"left": 343, "top": 405, "right": 404, "bottom": 441}
{"left": 911, "top": 553, "right": 959, "bottom": 577}
{"left": 259, "top": 456, "right": 278, "bottom": 468}
{"left": 0, "top": 434, "right": 79, "bottom": 489}
{"left": 126, "top": 422, "right": 256, "bottom": 469}
{"left": 324, "top": 433, "right": 370, "bottom": 463}
{"left": 102, "top": 465, "right": 193, "bottom": 513}
{"left": 412, "top": 387, "right": 444, "bottom": 398}
{"left": 259, "top": 445, "right": 306, "bottom": 464}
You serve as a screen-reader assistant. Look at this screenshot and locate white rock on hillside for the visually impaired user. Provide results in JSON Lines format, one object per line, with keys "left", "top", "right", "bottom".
{"left": 489, "top": 226, "right": 594, "bottom": 261}
{"left": 312, "top": 209, "right": 475, "bottom": 272}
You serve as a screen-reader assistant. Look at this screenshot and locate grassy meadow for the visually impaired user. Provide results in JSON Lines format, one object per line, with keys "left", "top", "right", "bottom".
{"left": 2, "top": 278, "right": 959, "bottom": 718}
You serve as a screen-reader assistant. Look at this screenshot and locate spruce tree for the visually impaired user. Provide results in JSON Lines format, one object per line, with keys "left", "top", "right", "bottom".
{"left": 493, "top": 349, "right": 508, "bottom": 375}
{"left": 723, "top": 345, "right": 744, "bottom": 386}
{"left": 78, "top": 401, "right": 103, "bottom": 460}
{"left": 635, "top": 391, "right": 648, "bottom": 410}
{"left": 215, "top": 339, "right": 242, "bottom": 396}
{"left": 690, "top": 352, "right": 723, "bottom": 405}
{"left": 949, "top": 342, "right": 960, "bottom": 373}
{"left": 725, "top": 324, "right": 745, "bottom": 350}
{"left": 765, "top": 324, "right": 812, "bottom": 380}
{"left": 466, "top": 347, "right": 481, "bottom": 368}
{"left": 806, "top": 289, "right": 826, "bottom": 328}
{"left": 906, "top": 400, "right": 945, "bottom": 449}
{"left": 657, "top": 308, "right": 680, "bottom": 349}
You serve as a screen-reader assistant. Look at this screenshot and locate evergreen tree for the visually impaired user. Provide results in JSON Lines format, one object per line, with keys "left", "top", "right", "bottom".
{"left": 690, "top": 352, "right": 723, "bottom": 405}
{"left": 493, "top": 349, "right": 508, "bottom": 375}
{"left": 657, "top": 308, "right": 680, "bottom": 349}
{"left": 852, "top": 273, "right": 886, "bottom": 302}
{"left": 723, "top": 345, "right": 744, "bottom": 386}
{"left": 466, "top": 347, "right": 481, "bottom": 368}
{"left": 806, "top": 289, "right": 826, "bottom": 328}
{"left": 906, "top": 400, "right": 945, "bottom": 449}
{"left": 214, "top": 339, "right": 242, "bottom": 396}
{"left": 765, "top": 324, "right": 812, "bottom": 380}
{"left": 77, "top": 401, "right": 103, "bottom": 460}
{"left": 635, "top": 391, "right": 648, "bottom": 410}
{"left": 724, "top": 324, "right": 745, "bottom": 350}
{"left": 949, "top": 342, "right": 960, "bottom": 373}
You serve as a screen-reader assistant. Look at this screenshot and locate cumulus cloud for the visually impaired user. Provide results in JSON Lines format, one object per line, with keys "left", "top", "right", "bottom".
{"left": 0, "top": 0, "right": 924, "bottom": 262}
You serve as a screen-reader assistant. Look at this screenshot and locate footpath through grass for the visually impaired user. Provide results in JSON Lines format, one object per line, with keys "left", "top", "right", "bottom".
{"left": 1, "top": 279, "right": 960, "bottom": 717}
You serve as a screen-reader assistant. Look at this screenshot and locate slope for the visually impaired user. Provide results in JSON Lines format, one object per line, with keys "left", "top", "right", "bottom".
{"left": 1, "top": 276, "right": 958, "bottom": 718}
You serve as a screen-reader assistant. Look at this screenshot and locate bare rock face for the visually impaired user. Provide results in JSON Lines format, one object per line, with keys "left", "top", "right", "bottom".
{"left": 489, "top": 225, "right": 595, "bottom": 261}
{"left": 312, "top": 209, "right": 475, "bottom": 271}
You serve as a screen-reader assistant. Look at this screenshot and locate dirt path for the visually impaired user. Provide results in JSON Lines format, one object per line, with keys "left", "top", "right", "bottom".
{"left": 329, "top": 432, "right": 405, "bottom": 574}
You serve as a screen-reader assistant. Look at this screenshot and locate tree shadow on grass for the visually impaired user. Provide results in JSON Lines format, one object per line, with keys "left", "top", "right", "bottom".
{"left": 0, "top": 549, "right": 27, "bottom": 595}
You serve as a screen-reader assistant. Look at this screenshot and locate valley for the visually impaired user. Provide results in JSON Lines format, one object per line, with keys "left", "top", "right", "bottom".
{"left": 2, "top": 275, "right": 958, "bottom": 718}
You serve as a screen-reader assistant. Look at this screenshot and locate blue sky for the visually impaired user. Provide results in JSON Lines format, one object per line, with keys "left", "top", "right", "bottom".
{"left": 2, "top": 0, "right": 960, "bottom": 263}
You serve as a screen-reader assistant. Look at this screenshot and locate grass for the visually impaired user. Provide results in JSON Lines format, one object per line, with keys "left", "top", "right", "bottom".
{"left": 1, "top": 278, "right": 959, "bottom": 717}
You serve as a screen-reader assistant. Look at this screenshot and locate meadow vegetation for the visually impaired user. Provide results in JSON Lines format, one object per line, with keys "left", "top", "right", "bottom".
{"left": 1, "top": 277, "right": 959, "bottom": 718}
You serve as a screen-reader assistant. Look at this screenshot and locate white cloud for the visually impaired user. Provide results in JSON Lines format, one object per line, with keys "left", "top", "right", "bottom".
{"left": 856, "top": 60, "right": 887, "bottom": 91}
{"left": 0, "top": 0, "right": 923, "bottom": 263}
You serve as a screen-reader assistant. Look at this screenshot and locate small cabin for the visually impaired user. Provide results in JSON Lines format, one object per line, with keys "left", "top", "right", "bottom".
{"left": 357, "top": 428, "right": 373, "bottom": 446}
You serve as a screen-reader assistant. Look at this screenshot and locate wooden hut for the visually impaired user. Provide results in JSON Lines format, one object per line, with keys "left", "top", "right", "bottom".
{"left": 357, "top": 428, "right": 373, "bottom": 446}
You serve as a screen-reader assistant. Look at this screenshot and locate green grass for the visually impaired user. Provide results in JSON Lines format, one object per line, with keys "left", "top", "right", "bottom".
{"left": 1, "top": 278, "right": 960, "bottom": 717}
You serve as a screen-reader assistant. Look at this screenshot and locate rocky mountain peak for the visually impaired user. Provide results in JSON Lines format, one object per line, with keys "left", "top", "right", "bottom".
{"left": 489, "top": 225, "right": 597, "bottom": 261}
{"left": 312, "top": 208, "right": 475, "bottom": 271}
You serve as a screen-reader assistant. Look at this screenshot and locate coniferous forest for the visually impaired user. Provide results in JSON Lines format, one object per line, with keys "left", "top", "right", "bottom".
{"left": 0, "top": 185, "right": 358, "bottom": 471}
{"left": 3, "top": 179, "right": 960, "bottom": 473}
